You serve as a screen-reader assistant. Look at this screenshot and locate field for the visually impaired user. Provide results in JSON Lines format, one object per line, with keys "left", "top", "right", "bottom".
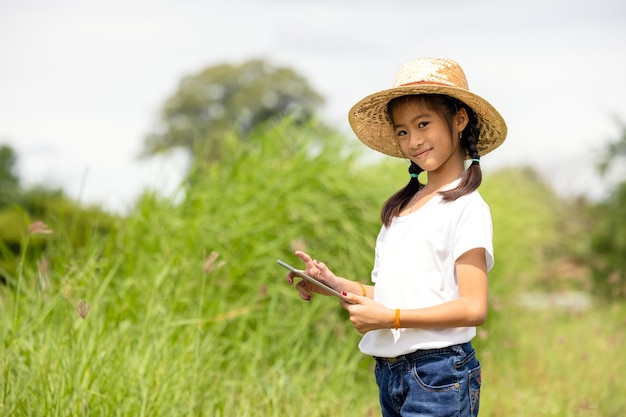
{"left": 1, "top": 121, "right": 624, "bottom": 416}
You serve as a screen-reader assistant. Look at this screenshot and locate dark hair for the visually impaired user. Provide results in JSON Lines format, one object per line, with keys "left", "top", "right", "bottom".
{"left": 380, "top": 94, "right": 482, "bottom": 226}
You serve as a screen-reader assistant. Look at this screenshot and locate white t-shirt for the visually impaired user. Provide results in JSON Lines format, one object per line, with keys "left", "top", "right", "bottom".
{"left": 358, "top": 183, "right": 494, "bottom": 358}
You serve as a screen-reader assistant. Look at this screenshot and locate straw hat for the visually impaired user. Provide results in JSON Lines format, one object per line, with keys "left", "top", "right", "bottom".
{"left": 348, "top": 57, "right": 507, "bottom": 158}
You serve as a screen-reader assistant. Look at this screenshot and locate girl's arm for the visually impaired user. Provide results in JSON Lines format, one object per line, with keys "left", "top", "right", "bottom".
{"left": 342, "top": 248, "right": 488, "bottom": 333}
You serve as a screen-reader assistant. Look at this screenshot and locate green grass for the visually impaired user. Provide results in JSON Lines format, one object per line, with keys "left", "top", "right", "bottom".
{"left": 1, "top": 120, "right": 624, "bottom": 416}
{"left": 480, "top": 302, "right": 626, "bottom": 417}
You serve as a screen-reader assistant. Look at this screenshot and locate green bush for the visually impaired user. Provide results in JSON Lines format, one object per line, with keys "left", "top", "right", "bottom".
{"left": 0, "top": 189, "right": 118, "bottom": 287}
{"left": 589, "top": 181, "right": 626, "bottom": 298}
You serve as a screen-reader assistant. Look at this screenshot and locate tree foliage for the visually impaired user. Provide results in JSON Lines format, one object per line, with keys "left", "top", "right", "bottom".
{"left": 142, "top": 59, "right": 325, "bottom": 161}
{"left": 588, "top": 119, "right": 626, "bottom": 298}
{"left": 598, "top": 118, "right": 626, "bottom": 175}
{"left": 0, "top": 144, "right": 20, "bottom": 207}
{"left": 589, "top": 183, "right": 626, "bottom": 298}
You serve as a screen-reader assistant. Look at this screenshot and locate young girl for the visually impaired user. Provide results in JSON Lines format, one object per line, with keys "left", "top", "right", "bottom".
{"left": 286, "top": 57, "right": 507, "bottom": 417}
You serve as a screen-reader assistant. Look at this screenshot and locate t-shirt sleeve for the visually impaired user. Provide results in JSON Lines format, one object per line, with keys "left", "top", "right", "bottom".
{"left": 453, "top": 198, "right": 494, "bottom": 271}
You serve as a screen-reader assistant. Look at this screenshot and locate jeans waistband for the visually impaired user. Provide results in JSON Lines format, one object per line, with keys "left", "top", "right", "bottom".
{"left": 374, "top": 342, "right": 474, "bottom": 364}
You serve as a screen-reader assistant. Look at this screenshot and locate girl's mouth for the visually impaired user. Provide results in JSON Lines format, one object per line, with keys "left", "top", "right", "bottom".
{"left": 414, "top": 148, "right": 431, "bottom": 159}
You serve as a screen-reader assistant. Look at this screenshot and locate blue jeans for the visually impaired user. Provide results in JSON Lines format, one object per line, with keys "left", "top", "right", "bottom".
{"left": 374, "top": 342, "right": 481, "bottom": 417}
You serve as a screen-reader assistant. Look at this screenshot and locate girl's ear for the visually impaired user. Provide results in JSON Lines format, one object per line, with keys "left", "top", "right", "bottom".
{"left": 455, "top": 107, "right": 469, "bottom": 134}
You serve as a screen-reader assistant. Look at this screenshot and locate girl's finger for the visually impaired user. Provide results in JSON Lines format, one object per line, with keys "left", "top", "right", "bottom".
{"left": 313, "top": 259, "right": 328, "bottom": 274}
{"left": 295, "top": 280, "right": 312, "bottom": 300}
{"left": 295, "top": 250, "right": 313, "bottom": 265}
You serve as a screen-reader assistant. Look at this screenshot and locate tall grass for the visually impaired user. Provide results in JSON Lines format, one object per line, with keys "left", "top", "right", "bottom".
{"left": 1, "top": 119, "right": 624, "bottom": 416}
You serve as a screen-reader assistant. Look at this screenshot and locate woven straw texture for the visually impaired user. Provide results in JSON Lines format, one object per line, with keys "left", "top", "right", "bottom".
{"left": 348, "top": 58, "right": 507, "bottom": 158}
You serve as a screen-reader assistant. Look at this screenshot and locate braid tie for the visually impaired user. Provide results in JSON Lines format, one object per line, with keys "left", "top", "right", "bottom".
{"left": 408, "top": 161, "right": 422, "bottom": 179}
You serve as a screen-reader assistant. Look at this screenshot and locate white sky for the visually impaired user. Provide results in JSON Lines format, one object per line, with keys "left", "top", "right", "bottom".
{"left": 1, "top": 0, "right": 625, "bottom": 213}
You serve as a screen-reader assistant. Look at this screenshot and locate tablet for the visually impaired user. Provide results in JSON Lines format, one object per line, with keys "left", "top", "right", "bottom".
{"left": 277, "top": 259, "right": 354, "bottom": 304}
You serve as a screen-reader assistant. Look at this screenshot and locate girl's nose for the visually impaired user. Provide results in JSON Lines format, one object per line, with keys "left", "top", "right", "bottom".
{"left": 409, "top": 132, "right": 424, "bottom": 149}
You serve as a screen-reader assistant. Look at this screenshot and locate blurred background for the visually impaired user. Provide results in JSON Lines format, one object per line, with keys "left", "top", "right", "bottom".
{"left": 1, "top": 1, "right": 625, "bottom": 416}
{"left": 2, "top": 0, "right": 625, "bottom": 212}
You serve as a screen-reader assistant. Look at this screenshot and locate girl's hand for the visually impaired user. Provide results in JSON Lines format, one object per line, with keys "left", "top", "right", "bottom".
{"left": 285, "top": 250, "right": 341, "bottom": 301}
{"left": 339, "top": 292, "right": 394, "bottom": 334}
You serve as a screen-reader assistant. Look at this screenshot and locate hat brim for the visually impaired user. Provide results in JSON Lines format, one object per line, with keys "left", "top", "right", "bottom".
{"left": 348, "top": 85, "right": 507, "bottom": 159}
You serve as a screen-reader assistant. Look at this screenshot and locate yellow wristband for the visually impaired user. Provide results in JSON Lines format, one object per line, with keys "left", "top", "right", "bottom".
{"left": 394, "top": 309, "right": 401, "bottom": 330}
{"left": 357, "top": 282, "right": 367, "bottom": 297}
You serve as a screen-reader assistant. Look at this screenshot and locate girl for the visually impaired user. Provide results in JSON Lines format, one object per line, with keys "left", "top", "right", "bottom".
{"left": 286, "top": 57, "right": 507, "bottom": 417}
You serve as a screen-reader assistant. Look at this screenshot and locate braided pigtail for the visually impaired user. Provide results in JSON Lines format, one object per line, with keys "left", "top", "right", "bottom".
{"left": 381, "top": 162, "right": 423, "bottom": 226}
{"left": 440, "top": 104, "right": 482, "bottom": 201}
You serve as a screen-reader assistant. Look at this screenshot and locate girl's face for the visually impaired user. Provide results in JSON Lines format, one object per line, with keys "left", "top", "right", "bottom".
{"left": 390, "top": 97, "right": 468, "bottom": 177}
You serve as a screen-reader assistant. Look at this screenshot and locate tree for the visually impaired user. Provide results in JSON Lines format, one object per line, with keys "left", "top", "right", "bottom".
{"left": 0, "top": 144, "right": 20, "bottom": 207}
{"left": 598, "top": 118, "right": 626, "bottom": 177}
{"left": 142, "top": 59, "right": 325, "bottom": 161}
{"left": 588, "top": 119, "right": 626, "bottom": 298}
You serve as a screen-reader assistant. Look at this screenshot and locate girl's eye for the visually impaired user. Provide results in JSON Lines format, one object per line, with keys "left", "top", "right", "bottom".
{"left": 395, "top": 129, "right": 407, "bottom": 137}
{"left": 418, "top": 122, "right": 428, "bottom": 128}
